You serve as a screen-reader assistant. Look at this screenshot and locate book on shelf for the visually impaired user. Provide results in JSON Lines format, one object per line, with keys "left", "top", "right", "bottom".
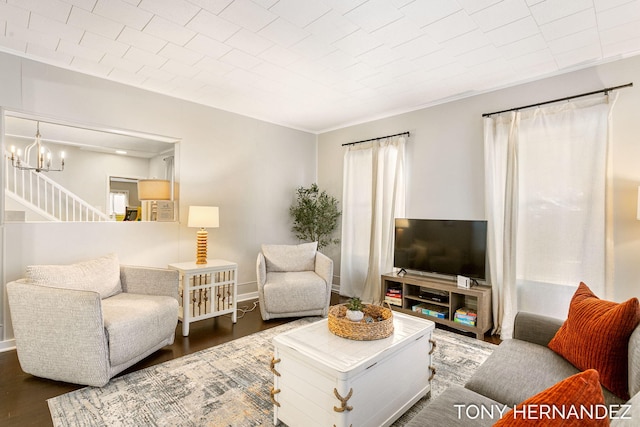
{"left": 454, "top": 317, "right": 477, "bottom": 327}
{"left": 384, "top": 295, "right": 402, "bottom": 306}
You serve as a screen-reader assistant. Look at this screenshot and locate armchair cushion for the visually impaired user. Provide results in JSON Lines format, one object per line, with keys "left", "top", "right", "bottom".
{"left": 25, "top": 253, "right": 122, "bottom": 299}
{"left": 262, "top": 242, "right": 317, "bottom": 272}
{"left": 103, "top": 293, "right": 178, "bottom": 366}
{"left": 262, "top": 271, "right": 328, "bottom": 314}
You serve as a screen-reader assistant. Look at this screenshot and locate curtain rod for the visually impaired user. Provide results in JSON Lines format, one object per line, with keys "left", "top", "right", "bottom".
{"left": 482, "top": 82, "right": 633, "bottom": 117}
{"left": 342, "top": 131, "right": 410, "bottom": 147}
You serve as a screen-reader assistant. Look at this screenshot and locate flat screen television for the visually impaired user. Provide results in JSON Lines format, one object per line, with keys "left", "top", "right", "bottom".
{"left": 394, "top": 219, "right": 487, "bottom": 280}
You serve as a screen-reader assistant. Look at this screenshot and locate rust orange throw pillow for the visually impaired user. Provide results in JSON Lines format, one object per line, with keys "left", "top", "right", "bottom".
{"left": 494, "top": 369, "right": 608, "bottom": 426}
{"left": 548, "top": 282, "right": 640, "bottom": 400}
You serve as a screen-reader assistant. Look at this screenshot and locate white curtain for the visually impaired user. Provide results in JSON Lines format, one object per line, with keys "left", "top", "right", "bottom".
{"left": 340, "top": 136, "right": 406, "bottom": 303}
{"left": 484, "top": 94, "right": 617, "bottom": 339}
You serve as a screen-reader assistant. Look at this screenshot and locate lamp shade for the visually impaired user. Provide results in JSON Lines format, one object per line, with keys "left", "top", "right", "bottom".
{"left": 188, "top": 206, "right": 219, "bottom": 228}
{"left": 637, "top": 186, "right": 640, "bottom": 220}
{"left": 138, "top": 179, "right": 171, "bottom": 200}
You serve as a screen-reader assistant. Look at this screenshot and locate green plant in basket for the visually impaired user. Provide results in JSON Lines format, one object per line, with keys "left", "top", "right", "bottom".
{"left": 346, "top": 297, "right": 365, "bottom": 322}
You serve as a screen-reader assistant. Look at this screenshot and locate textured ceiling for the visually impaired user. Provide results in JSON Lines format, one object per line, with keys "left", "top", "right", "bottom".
{"left": 1, "top": 0, "right": 640, "bottom": 133}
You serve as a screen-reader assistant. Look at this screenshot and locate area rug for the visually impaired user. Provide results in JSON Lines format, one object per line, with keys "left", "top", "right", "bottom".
{"left": 48, "top": 318, "right": 496, "bottom": 426}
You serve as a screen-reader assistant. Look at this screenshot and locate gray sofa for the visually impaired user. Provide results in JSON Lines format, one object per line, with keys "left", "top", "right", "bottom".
{"left": 7, "top": 254, "right": 179, "bottom": 387}
{"left": 407, "top": 312, "right": 640, "bottom": 426}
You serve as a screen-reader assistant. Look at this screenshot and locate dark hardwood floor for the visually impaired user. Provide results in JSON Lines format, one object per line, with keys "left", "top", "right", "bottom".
{"left": 0, "top": 294, "right": 500, "bottom": 426}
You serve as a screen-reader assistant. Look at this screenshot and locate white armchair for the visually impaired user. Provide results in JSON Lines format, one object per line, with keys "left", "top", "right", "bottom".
{"left": 256, "top": 242, "right": 333, "bottom": 320}
{"left": 6, "top": 254, "right": 179, "bottom": 387}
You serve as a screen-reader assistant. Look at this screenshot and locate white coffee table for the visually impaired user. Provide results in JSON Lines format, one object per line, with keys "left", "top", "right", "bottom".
{"left": 271, "top": 311, "right": 436, "bottom": 427}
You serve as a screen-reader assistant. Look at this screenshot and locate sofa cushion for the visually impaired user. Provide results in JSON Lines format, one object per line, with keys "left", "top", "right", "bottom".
{"left": 261, "top": 242, "right": 317, "bottom": 272}
{"left": 262, "top": 271, "right": 327, "bottom": 314}
{"left": 465, "top": 338, "right": 625, "bottom": 408}
{"left": 102, "top": 293, "right": 178, "bottom": 366}
{"left": 548, "top": 282, "right": 640, "bottom": 400}
{"left": 494, "top": 369, "right": 608, "bottom": 426}
{"left": 610, "top": 390, "right": 639, "bottom": 427}
{"left": 26, "top": 253, "right": 122, "bottom": 299}
{"left": 404, "top": 385, "right": 509, "bottom": 427}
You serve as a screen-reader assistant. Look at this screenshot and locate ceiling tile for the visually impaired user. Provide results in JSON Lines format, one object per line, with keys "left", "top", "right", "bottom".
{"left": 93, "top": 0, "right": 152, "bottom": 30}
{"left": 137, "top": 65, "right": 175, "bottom": 81}
{"left": 143, "top": 15, "right": 197, "bottom": 46}
{"left": 290, "top": 34, "right": 337, "bottom": 59}
{"left": 498, "top": 33, "right": 548, "bottom": 58}
{"left": 29, "top": 12, "right": 84, "bottom": 43}
{"left": 219, "top": 0, "right": 277, "bottom": 32}
{"left": 0, "top": 33, "right": 27, "bottom": 53}
{"left": 357, "top": 44, "right": 403, "bottom": 68}
{"left": 184, "top": 33, "right": 232, "bottom": 58}
{"left": 186, "top": 9, "right": 240, "bottom": 42}
{"left": 332, "top": 29, "right": 382, "bottom": 57}
{"left": 553, "top": 43, "right": 602, "bottom": 69}
{"left": 58, "top": 39, "right": 105, "bottom": 61}
{"left": 547, "top": 27, "right": 599, "bottom": 55}
{"left": 137, "top": 0, "right": 200, "bottom": 26}
{"left": 458, "top": 0, "right": 502, "bottom": 15}
{"left": 456, "top": 44, "right": 502, "bottom": 67}
{"left": 187, "top": 0, "right": 233, "bottom": 14}
{"left": 100, "top": 52, "right": 143, "bottom": 73}
{"left": 392, "top": 33, "right": 440, "bottom": 60}
{"left": 529, "top": 0, "right": 593, "bottom": 25}
{"left": 370, "top": 17, "right": 424, "bottom": 48}
{"left": 601, "top": 35, "right": 640, "bottom": 57}
{"left": 81, "top": 31, "right": 129, "bottom": 57}
{"left": 316, "top": 49, "right": 359, "bottom": 70}
{"left": 258, "top": 18, "right": 309, "bottom": 47}
{"left": 441, "top": 29, "right": 492, "bottom": 56}
{"left": 158, "top": 42, "right": 203, "bottom": 65}
{"left": 220, "top": 48, "right": 262, "bottom": 69}
{"left": 161, "top": 59, "right": 199, "bottom": 78}
{"left": 118, "top": 27, "right": 166, "bottom": 53}
{"left": 258, "top": 43, "right": 302, "bottom": 66}
{"left": 194, "top": 58, "right": 235, "bottom": 78}
{"left": 108, "top": 67, "right": 147, "bottom": 86}
{"left": 423, "top": 10, "right": 477, "bottom": 43}
{"left": 68, "top": 7, "right": 124, "bottom": 39}
{"left": 343, "top": 61, "right": 379, "bottom": 81}
{"left": 400, "top": 0, "right": 462, "bottom": 28}
{"left": 270, "top": 0, "right": 331, "bottom": 27}
{"left": 225, "top": 28, "right": 273, "bottom": 56}
{"left": 597, "top": 1, "right": 640, "bottom": 30}
{"left": 7, "top": 0, "right": 71, "bottom": 23}
{"left": 6, "top": 22, "right": 58, "bottom": 50}
{"left": 539, "top": 8, "right": 596, "bottom": 41}
{"left": 64, "top": 0, "right": 98, "bottom": 11}
{"left": 486, "top": 16, "right": 540, "bottom": 47}
{"left": 70, "top": 55, "right": 113, "bottom": 75}
{"left": 122, "top": 46, "right": 168, "bottom": 68}
{"left": 344, "top": 0, "right": 404, "bottom": 32}
{"left": 26, "top": 43, "right": 72, "bottom": 64}
{"left": 471, "top": 0, "right": 531, "bottom": 32}
{"left": 599, "top": 18, "right": 640, "bottom": 45}
{"left": 0, "top": 2, "right": 30, "bottom": 27}
{"left": 305, "top": 10, "right": 358, "bottom": 44}
{"left": 593, "top": 0, "right": 636, "bottom": 13}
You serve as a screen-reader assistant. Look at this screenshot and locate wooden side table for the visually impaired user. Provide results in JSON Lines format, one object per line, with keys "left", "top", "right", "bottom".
{"left": 168, "top": 259, "right": 237, "bottom": 336}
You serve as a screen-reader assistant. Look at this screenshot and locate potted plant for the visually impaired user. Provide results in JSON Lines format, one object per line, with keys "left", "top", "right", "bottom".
{"left": 289, "top": 183, "right": 340, "bottom": 250}
{"left": 345, "top": 297, "right": 365, "bottom": 322}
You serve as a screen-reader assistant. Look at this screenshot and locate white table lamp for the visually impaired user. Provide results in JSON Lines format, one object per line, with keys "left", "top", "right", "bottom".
{"left": 188, "top": 206, "right": 219, "bottom": 264}
{"left": 138, "top": 179, "right": 171, "bottom": 221}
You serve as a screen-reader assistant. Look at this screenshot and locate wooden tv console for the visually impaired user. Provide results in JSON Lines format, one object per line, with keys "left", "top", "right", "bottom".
{"left": 381, "top": 272, "right": 492, "bottom": 339}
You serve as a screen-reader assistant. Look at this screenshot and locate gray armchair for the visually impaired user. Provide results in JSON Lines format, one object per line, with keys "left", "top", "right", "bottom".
{"left": 6, "top": 254, "right": 179, "bottom": 387}
{"left": 256, "top": 242, "right": 333, "bottom": 320}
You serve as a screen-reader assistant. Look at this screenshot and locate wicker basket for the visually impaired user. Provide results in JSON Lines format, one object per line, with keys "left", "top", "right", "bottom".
{"left": 327, "top": 303, "right": 394, "bottom": 340}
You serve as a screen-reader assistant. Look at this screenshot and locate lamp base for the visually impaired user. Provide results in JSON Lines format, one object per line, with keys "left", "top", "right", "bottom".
{"left": 196, "top": 229, "right": 208, "bottom": 264}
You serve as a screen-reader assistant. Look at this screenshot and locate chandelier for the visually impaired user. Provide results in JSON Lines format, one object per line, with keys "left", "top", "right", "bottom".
{"left": 10, "top": 121, "right": 65, "bottom": 172}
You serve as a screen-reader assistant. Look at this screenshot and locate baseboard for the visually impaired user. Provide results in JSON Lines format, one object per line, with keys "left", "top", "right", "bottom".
{"left": 0, "top": 338, "right": 16, "bottom": 353}
{"left": 238, "top": 291, "right": 258, "bottom": 302}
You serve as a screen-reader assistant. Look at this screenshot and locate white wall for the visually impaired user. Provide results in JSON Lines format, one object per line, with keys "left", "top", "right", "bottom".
{"left": 0, "top": 53, "right": 317, "bottom": 343}
{"left": 318, "top": 55, "right": 640, "bottom": 320}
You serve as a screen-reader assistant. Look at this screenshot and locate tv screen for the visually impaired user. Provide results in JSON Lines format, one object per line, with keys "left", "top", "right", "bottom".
{"left": 394, "top": 219, "right": 487, "bottom": 280}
